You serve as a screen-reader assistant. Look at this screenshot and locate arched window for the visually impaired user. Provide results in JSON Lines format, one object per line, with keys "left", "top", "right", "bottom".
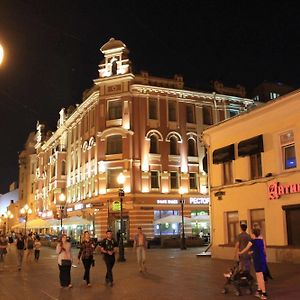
{"left": 169, "top": 136, "right": 178, "bottom": 155}
{"left": 61, "top": 160, "right": 66, "bottom": 176}
{"left": 150, "top": 135, "right": 159, "bottom": 154}
{"left": 188, "top": 138, "right": 197, "bottom": 156}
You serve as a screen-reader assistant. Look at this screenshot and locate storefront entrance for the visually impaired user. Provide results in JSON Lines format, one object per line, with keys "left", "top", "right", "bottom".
{"left": 110, "top": 215, "right": 129, "bottom": 243}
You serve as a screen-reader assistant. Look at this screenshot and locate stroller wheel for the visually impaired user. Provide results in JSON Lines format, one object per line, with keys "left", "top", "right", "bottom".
{"left": 221, "top": 288, "right": 228, "bottom": 294}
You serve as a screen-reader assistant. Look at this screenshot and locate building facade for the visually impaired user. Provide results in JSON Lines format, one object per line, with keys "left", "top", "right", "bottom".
{"left": 203, "top": 89, "right": 300, "bottom": 263}
{"left": 33, "top": 38, "right": 254, "bottom": 241}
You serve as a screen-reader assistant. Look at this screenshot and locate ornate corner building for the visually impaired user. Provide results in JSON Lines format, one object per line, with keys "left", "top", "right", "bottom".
{"left": 32, "top": 38, "right": 254, "bottom": 241}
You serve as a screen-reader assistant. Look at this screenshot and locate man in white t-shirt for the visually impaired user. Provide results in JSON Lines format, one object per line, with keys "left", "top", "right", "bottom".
{"left": 133, "top": 227, "right": 148, "bottom": 272}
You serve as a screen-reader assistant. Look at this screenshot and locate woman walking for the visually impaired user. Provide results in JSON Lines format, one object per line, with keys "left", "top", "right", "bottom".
{"left": 239, "top": 227, "right": 268, "bottom": 299}
{"left": 56, "top": 234, "right": 72, "bottom": 288}
{"left": 0, "top": 235, "right": 8, "bottom": 270}
{"left": 78, "top": 231, "right": 95, "bottom": 287}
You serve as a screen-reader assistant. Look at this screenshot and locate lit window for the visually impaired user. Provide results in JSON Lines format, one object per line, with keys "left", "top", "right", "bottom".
{"left": 270, "top": 92, "right": 280, "bottom": 100}
{"left": 170, "top": 172, "right": 178, "bottom": 189}
{"left": 148, "top": 99, "right": 158, "bottom": 120}
{"left": 151, "top": 171, "right": 160, "bottom": 189}
{"left": 253, "top": 95, "right": 260, "bottom": 101}
{"left": 106, "top": 135, "right": 123, "bottom": 155}
{"left": 108, "top": 100, "right": 122, "bottom": 120}
{"left": 168, "top": 101, "right": 177, "bottom": 122}
{"left": 280, "top": 131, "right": 297, "bottom": 170}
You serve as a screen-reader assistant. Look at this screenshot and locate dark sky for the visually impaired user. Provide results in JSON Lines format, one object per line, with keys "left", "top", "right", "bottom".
{"left": 1, "top": 0, "right": 300, "bottom": 193}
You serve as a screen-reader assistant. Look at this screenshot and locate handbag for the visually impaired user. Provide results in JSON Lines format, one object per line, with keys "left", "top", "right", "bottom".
{"left": 61, "top": 259, "right": 72, "bottom": 266}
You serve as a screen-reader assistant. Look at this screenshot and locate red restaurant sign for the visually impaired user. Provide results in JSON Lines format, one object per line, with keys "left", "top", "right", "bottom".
{"left": 268, "top": 181, "right": 300, "bottom": 200}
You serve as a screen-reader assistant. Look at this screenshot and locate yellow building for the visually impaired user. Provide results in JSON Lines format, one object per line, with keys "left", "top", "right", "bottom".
{"left": 203, "top": 89, "right": 300, "bottom": 263}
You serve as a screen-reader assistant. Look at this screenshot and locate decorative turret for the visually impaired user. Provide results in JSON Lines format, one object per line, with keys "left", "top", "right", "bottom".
{"left": 98, "top": 38, "right": 131, "bottom": 78}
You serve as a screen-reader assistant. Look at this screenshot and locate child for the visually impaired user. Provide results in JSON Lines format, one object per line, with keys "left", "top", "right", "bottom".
{"left": 34, "top": 236, "right": 42, "bottom": 261}
{"left": 239, "top": 227, "right": 268, "bottom": 299}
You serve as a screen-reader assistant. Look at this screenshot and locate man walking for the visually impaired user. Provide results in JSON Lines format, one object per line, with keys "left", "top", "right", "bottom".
{"left": 100, "top": 230, "right": 118, "bottom": 286}
{"left": 133, "top": 226, "right": 148, "bottom": 272}
{"left": 16, "top": 233, "right": 26, "bottom": 271}
{"left": 235, "top": 222, "right": 251, "bottom": 272}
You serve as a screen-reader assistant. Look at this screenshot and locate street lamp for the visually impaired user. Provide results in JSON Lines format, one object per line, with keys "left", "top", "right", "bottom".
{"left": 3, "top": 210, "right": 14, "bottom": 233}
{"left": 0, "top": 43, "right": 4, "bottom": 65}
{"left": 117, "top": 172, "right": 126, "bottom": 262}
{"left": 20, "top": 204, "right": 32, "bottom": 234}
{"left": 179, "top": 187, "right": 187, "bottom": 250}
{"left": 58, "top": 193, "right": 66, "bottom": 233}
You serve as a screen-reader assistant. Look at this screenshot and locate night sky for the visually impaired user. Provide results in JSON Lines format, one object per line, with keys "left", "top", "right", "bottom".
{"left": 1, "top": 0, "right": 300, "bottom": 193}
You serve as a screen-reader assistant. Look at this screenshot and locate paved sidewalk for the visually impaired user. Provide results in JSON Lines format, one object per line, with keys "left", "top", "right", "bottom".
{"left": 0, "top": 245, "right": 299, "bottom": 300}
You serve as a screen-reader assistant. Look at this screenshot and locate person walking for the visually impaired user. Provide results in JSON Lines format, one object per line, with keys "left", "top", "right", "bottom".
{"left": 34, "top": 235, "right": 42, "bottom": 262}
{"left": 239, "top": 227, "right": 268, "bottom": 299}
{"left": 0, "top": 234, "right": 8, "bottom": 270}
{"left": 78, "top": 231, "right": 95, "bottom": 287}
{"left": 235, "top": 222, "right": 251, "bottom": 272}
{"left": 56, "top": 234, "right": 73, "bottom": 288}
{"left": 100, "top": 230, "right": 118, "bottom": 287}
{"left": 133, "top": 226, "right": 148, "bottom": 272}
{"left": 26, "top": 233, "right": 34, "bottom": 262}
{"left": 16, "top": 233, "right": 26, "bottom": 271}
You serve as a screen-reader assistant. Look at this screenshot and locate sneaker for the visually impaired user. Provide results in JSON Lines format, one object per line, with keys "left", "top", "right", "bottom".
{"left": 260, "top": 293, "right": 268, "bottom": 299}
{"left": 87, "top": 283, "right": 92, "bottom": 287}
{"left": 68, "top": 284, "right": 73, "bottom": 288}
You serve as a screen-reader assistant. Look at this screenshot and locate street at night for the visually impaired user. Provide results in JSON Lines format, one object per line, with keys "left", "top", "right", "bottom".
{"left": 0, "top": 246, "right": 299, "bottom": 300}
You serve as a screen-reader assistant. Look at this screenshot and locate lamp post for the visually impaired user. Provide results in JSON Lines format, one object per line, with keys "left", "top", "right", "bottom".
{"left": 4, "top": 210, "right": 14, "bottom": 233}
{"left": 0, "top": 43, "right": 4, "bottom": 65}
{"left": 117, "top": 172, "right": 126, "bottom": 262}
{"left": 179, "top": 187, "right": 187, "bottom": 250}
{"left": 58, "top": 193, "right": 66, "bottom": 234}
{"left": 20, "top": 204, "right": 32, "bottom": 235}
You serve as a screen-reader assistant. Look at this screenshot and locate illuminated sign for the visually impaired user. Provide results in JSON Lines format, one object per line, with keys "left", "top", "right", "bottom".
{"left": 112, "top": 201, "right": 121, "bottom": 211}
{"left": 157, "top": 199, "right": 178, "bottom": 204}
{"left": 268, "top": 181, "right": 300, "bottom": 200}
{"left": 189, "top": 197, "right": 210, "bottom": 205}
{"left": 67, "top": 208, "right": 73, "bottom": 212}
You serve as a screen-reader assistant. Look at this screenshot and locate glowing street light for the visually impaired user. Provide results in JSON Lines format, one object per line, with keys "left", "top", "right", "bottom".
{"left": 117, "top": 172, "right": 126, "bottom": 262}
{"left": 3, "top": 210, "right": 14, "bottom": 233}
{"left": 0, "top": 43, "right": 4, "bottom": 65}
{"left": 20, "top": 204, "right": 32, "bottom": 234}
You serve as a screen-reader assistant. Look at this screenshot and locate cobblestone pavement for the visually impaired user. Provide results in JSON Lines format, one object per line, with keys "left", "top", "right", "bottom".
{"left": 0, "top": 245, "right": 299, "bottom": 300}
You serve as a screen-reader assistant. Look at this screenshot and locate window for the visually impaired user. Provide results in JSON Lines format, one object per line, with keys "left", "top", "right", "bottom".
{"left": 189, "top": 173, "right": 197, "bottom": 190}
{"left": 150, "top": 135, "right": 159, "bottom": 154}
{"left": 270, "top": 92, "right": 280, "bottom": 100}
{"left": 151, "top": 171, "right": 160, "bottom": 189}
{"left": 280, "top": 131, "right": 297, "bottom": 170}
{"left": 61, "top": 160, "right": 66, "bottom": 176}
{"left": 169, "top": 136, "right": 178, "bottom": 155}
{"left": 202, "top": 106, "right": 213, "bottom": 125}
{"left": 168, "top": 101, "right": 177, "bottom": 122}
{"left": 250, "top": 153, "right": 262, "bottom": 179}
{"left": 284, "top": 206, "right": 300, "bottom": 246}
{"left": 229, "top": 109, "right": 238, "bottom": 117}
{"left": 253, "top": 95, "right": 260, "bottom": 101}
{"left": 170, "top": 172, "right": 178, "bottom": 189}
{"left": 186, "top": 105, "right": 195, "bottom": 123}
{"left": 107, "top": 168, "right": 122, "bottom": 189}
{"left": 111, "top": 60, "right": 117, "bottom": 75}
{"left": 227, "top": 211, "right": 239, "bottom": 244}
{"left": 148, "top": 99, "right": 158, "bottom": 120}
{"left": 106, "top": 135, "right": 123, "bottom": 155}
{"left": 250, "top": 209, "right": 266, "bottom": 240}
{"left": 188, "top": 138, "right": 197, "bottom": 156}
{"left": 218, "top": 110, "right": 225, "bottom": 122}
{"left": 223, "top": 161, "right": 233, "bottom": 185}
{"left": 108, "top": 100, "right": 122, "bottom": 120}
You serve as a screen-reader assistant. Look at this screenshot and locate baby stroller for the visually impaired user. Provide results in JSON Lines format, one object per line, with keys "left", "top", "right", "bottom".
{"left": 221, "top": 260, "right": 254, "bottom": 296}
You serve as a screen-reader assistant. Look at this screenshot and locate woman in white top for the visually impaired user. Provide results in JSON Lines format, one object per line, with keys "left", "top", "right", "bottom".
{"left": 56, "top": 234, "right": 72, "bottom": 288}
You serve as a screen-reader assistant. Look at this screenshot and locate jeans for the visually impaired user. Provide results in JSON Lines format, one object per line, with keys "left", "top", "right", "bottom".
{"left": 34, "top": 250, "right": 40, "bottom": 261}
{"left": 103, "top": 254, "right": 115, "bottom": 283}
{"left": 82, "top": 257, "right": 93, "bottom": 284}
{"left": 59, "top": 264, "right": 71, "bottom": 287}
{"left": 136, "top": 246, "right": 146, "bottom": 271}
{"left": 17, "top": 249, "right": 24, "bottom": 269}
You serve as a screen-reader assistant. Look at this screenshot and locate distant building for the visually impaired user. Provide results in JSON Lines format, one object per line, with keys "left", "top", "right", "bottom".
{"left": 251, "top": 81, "right": 295, "bottom": 103}
{"left": 0, "top": 183, "right": 18, "bottom": 215}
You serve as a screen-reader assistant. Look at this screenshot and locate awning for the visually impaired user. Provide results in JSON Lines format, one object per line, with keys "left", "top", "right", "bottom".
{"left": 61, "top": 216, "right": 91, "bottom": 226}
{"left": 11, "top": 218, "right": 58, "bottom": 230}
{"left": 213, "top": 144, "right": 235, "bottom": 164}
{"left": 154, "top": 215, "right": 192, "bottom": 225}
{"left": 238, "top": 134, "right": 264, "bottom": 157}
